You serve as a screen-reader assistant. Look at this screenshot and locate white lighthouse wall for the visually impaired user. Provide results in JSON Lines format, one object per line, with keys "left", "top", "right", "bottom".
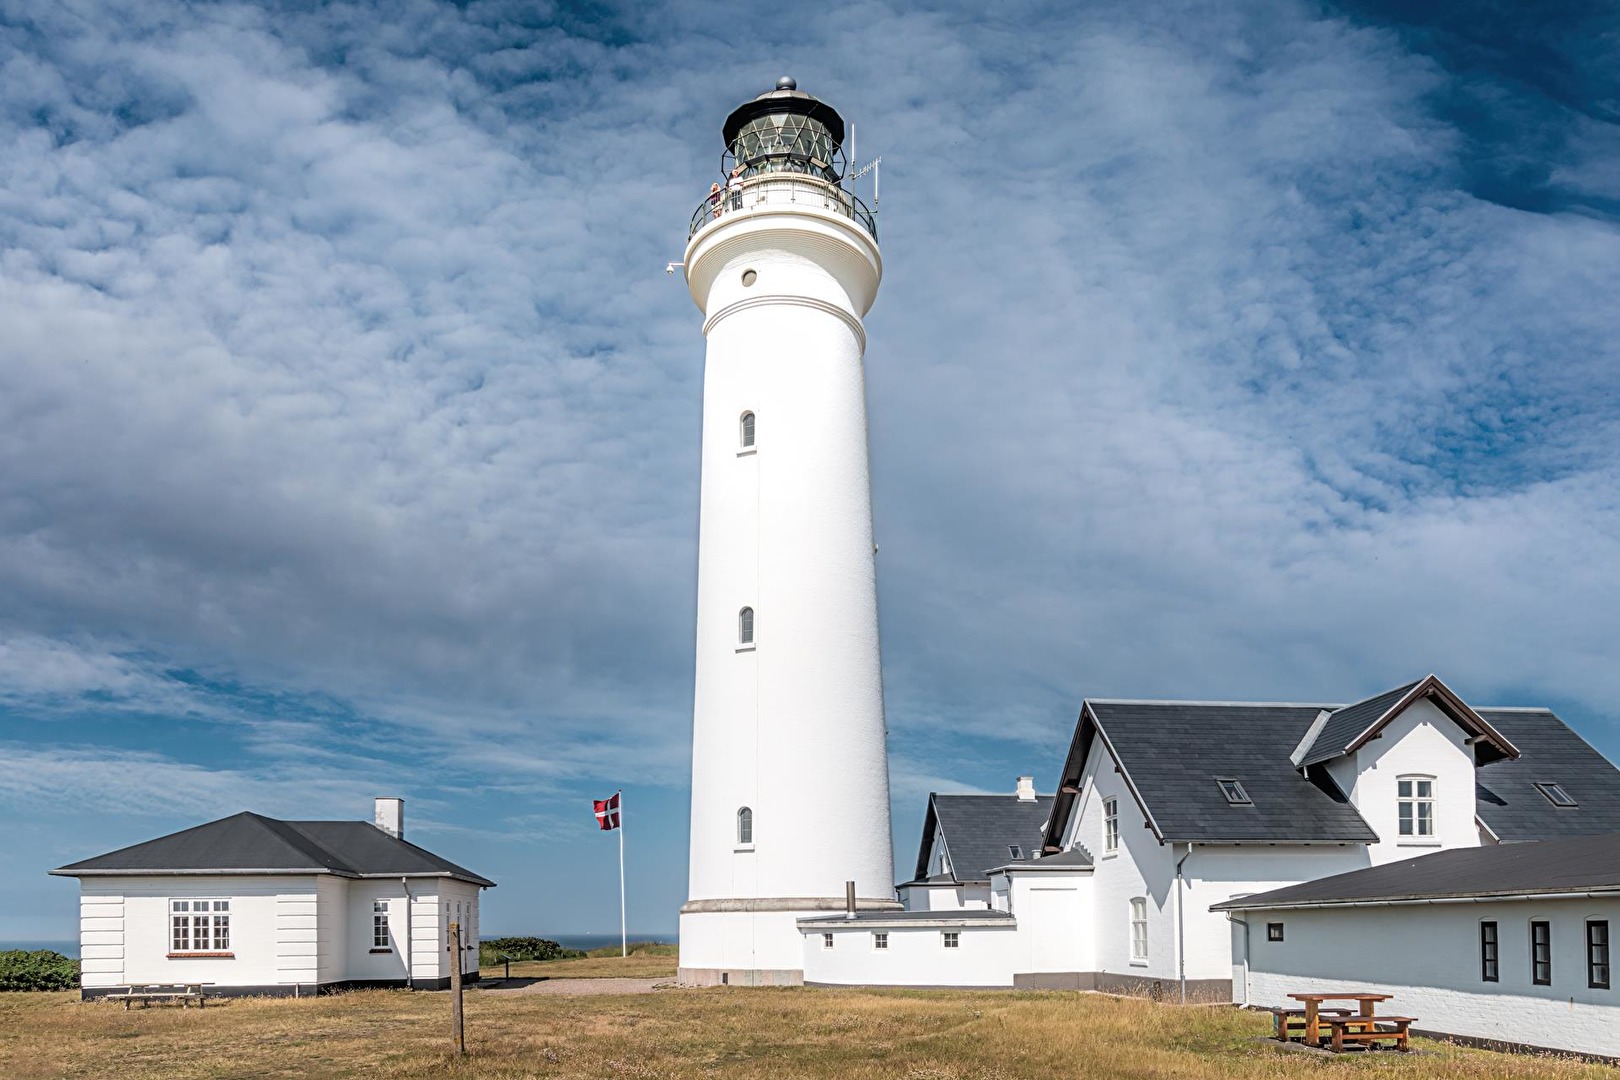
{"left": 683, "top": 199, "right": 893, "bottom": 981}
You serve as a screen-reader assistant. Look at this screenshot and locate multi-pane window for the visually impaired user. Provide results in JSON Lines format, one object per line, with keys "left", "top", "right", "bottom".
{"left": 737, "top": 806, "right": 753, "bottom": 845}
{"left": 170, "top": 899, "right": 230, "bottom": 952}
{"left": 1130, "top": 898, "right": 1148, "bottom": 962}
{"left": 943, "top": 931, "right": 960, "bottom": 949}
{"left": 1267, "top": 923, "right": 1284, "bottom": 942}
{"left": 740, "top": 411, "right": 755, "bottom": 448}
{"left": 1480, "top": 921, "right": 1499, "bottom": 982}
{"left": 1531, "top": 920, "right": 1552, "bottom": 985}
{"left": 1397, "top": 776, "right": 1435, "bottom": 838}
{"left": 1589, "top": 921, "right": 1610, "bottom": 990}
{"left": 373, "top": 900, "right": 390, "bottom": 949}
{"left": 1103, "top": 797, "right": 1119, "bottom": 853}
{"left": 739, "top": 607, "right": 755, "bottom": 645}
{"left": 822, "top": 933, "right": 834, "bottom": 950}
{"left": 874, "top": 932, "right": 889, "bottom": 951}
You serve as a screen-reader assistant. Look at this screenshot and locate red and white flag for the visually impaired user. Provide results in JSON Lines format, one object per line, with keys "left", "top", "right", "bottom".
{"left": 593, "top": 792, "right": 621, "bottom": 831}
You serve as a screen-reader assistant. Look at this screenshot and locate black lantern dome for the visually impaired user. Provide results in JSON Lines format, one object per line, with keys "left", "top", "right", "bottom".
{"left": 721, "top": 78, "right": 847, "bottom": 183}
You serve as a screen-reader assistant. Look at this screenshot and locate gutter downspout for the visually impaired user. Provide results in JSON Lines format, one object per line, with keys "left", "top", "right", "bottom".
{"left": 1175, "top": 844, "right": 1193, "bottom": 1005}
{"left": 401, "top": 877, "right": 413, "bottom": 990}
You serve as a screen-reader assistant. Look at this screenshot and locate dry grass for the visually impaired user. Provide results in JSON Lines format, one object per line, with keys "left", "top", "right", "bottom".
{"left": 481, "top": 948, "right": 678, "bottom": 981}
{"left": 2, "top": 985, "right": 1615, "bottom": 1079}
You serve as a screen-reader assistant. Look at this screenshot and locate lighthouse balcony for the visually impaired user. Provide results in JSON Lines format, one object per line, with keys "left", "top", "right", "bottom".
{"left": 689, "top": 173, "right": 876, "bottom": 240}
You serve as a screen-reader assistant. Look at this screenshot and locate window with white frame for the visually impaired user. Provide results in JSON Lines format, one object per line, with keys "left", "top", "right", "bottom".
{"left": 373, "top": 900, "right": 390, "bottom": 949}
{"left": 740, "top": 411, "right": 756, "bottom": 448}
{"left": 737, "top": 806, "right": 753, "bottom": 845}
{"left": 822, "top": 932, "right": 834, "bottom": 950}
{"left": 170, "top": 899, "right": 230, "bottom": 953}
{"left": 1397, "top": 775, "right": 1435, "bottom": 838}
{"left": 1103, "top": 797, "right": 1119, "bottom": 853}
{"left": 1129, "top": 898, "right": 1148, "bottom": 962}
{"left": 739, "top": 606, "right": 755, "bottom": 645}
{"left": 874, "top": 932, "right": 889, "bottom": 951}
{"left": 943, "top": 931, "right": 960, "bottom": 949}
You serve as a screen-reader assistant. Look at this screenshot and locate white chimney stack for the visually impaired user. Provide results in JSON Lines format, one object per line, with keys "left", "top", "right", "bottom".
{"left": 374, "top": 797, "right": 404, "bottom": 839}
{"left": 1016, "top": 776, "right": 1036, "bottom": 802}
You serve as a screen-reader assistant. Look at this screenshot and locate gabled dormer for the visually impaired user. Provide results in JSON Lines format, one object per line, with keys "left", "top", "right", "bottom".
{"left": 1292, "top": 675, "right": 1520, "bottom": 863}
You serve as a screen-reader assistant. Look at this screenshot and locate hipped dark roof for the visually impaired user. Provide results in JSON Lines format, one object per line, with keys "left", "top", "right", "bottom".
{"left": 50, "top": 811, "right": 495, "bottom": 887}
{"left": 1213, "top": 832, "right": 1620, "bottom": 910}
{"left": 912, "top": 793, "right": 1054, "bottom": 883}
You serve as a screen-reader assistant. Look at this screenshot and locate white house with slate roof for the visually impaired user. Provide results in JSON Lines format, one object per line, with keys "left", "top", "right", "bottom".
{"left": 801, "top": 675, "right": 1620, "bottom": 1007}
{"left": 1214, "top": 834, "right": 1620, "bottom": 1059}
{"left": 50, "top": 797, "right": 493, "bottom": 997}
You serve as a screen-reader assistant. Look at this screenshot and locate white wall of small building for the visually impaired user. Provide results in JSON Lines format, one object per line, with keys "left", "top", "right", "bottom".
{"left": 1237, "top": 896, "right": 1620, "bottom": 1058}
{"left": 801, "top": 923, "right": 1019, "bottom": 987}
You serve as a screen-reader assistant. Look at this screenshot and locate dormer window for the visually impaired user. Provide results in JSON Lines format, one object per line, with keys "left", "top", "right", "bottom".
{"left": 1535, "top": 782, "right": 1577, "bottom": 808}
{"left": 1398, "top": 776, "right": 1435, "bottom": 838}
{"left": 1216, "top": 779, "right": 1251, "bottom": 806}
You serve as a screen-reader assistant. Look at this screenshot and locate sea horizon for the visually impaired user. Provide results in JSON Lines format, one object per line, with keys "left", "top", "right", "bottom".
{"left": 4, "top": 932, "right": 677, "bottom": 960}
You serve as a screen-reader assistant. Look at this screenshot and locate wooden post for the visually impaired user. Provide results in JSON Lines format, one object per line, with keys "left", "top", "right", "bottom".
{"left": 449, "top": 921, "right": 465, "bottom": 1056}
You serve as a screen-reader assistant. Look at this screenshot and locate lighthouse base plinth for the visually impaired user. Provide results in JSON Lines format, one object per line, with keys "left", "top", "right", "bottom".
{"left": 678, "top": 897, "right": 904, "bottom": 987}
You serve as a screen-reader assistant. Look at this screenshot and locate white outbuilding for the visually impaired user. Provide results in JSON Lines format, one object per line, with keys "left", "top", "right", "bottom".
{"left": 50, "top": 797, "right": 494, "bottom": 997}
{"left": 1213, "top": 833, "right": 1620, "bottom": 1060}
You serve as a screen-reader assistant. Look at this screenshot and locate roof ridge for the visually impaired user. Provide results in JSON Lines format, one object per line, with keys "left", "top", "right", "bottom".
{"left": 258, "top": 816, "right": 358, "bottom": 874}
{"left": 1086, "top": 698, "right": 1343, "bottom": 708}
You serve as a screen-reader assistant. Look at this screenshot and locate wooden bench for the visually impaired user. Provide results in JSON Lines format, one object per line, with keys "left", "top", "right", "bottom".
{"left": 1270, "top": 1006, "right": 1349, "bottom": 1042}
{"left": 105, "top": 983, "right": 208, "bottom": 1009}
{"left": 1322, "top": 1014, "right": 1414, "bottom": 1053}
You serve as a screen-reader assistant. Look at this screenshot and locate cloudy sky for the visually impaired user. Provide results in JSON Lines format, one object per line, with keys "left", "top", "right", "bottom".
{"left": 2, "top": 0, "right": 1617, "bottom": 941}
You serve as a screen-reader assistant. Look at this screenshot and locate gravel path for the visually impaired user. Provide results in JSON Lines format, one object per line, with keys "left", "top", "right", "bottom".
{"left": 482, "top": 977, "right": 674, "bottom": 996}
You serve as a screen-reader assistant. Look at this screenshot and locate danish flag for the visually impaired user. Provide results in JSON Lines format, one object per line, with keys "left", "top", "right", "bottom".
{"left": 593, "top": 792, "right": 621, "bottom": 831}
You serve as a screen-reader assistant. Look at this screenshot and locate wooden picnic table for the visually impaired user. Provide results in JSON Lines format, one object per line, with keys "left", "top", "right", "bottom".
{"left": 106, "top": 982, "right": 212, "bottom": 1009}
{"left": 1286, "top": 992, "right": 1391, "bottom": 1045}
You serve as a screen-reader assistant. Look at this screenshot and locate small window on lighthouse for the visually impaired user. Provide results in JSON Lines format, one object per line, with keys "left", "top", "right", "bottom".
{"left": 737, "top": 807, "right": 753, "bottom": 844}
{"left": 739, "top": 606, "right": 755, "bottom": 644}
{"left": 740, "top": 411, "right": 755, "bottom": 448}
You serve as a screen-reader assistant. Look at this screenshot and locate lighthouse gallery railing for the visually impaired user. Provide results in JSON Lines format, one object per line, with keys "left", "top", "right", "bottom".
{"left": 689, "top": 174, "right": 876, "bottom": 240}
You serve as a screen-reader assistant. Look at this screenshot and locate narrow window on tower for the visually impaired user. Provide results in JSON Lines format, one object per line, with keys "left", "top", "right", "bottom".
{"left": 739, "top": 606, "right": 755, "bottom": 645}
{"left": 737, "top": 806, "right": 753, "bottom": 845}
{"left": 740, "top": 411, "right": 755, "bottom": 448}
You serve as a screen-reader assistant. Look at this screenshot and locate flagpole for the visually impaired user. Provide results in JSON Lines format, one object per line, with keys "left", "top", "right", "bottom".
{"left": 617, "top": 790, "right": 627, "bottom": 958}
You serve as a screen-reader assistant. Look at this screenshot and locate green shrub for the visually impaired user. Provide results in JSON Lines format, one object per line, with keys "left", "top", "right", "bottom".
{"left": 0, "top": 950, "right": 79, "bottom": 992}
{"left": 478, "top": 937, "right": 584, "bottom": 965}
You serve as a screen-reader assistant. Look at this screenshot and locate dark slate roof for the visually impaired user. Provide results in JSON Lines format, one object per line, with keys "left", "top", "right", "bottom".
{"left": 1062, "top": 702, "right": 1381, "bottom": 845}
{"left": 1476, "top": 709, "right": 1620, "bottom": 841}
{"left": 1214, "top": 832, "right": 1620, "bottom": 910}
{"left": 1295, "top": 675, "right": 1516, "bottom": 768}
{"left": 913, "top": 794, "right": 1054, "bottom": 883}
{"left": 1296, "top": 681, "right": 1418, "bottom": 767}
{"left": 50, "top": 812, "right": 495, "bottom": 887}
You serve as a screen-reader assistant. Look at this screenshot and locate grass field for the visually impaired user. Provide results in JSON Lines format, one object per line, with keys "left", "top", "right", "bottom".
{"left": 4, "top": 976, "right": 1618, "bottom": 1080}
{"left": 481, "top": 942, "right": 679, "bottom": 981}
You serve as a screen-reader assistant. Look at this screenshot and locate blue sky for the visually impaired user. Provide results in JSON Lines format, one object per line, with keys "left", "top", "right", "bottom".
{"left": 1, "top": 0, "right": 1618, "bottom": 941}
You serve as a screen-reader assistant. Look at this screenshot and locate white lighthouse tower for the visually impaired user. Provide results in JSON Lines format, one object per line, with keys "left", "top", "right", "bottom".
{"left": 678, "top": 78, "right": 899, "bottom": 986}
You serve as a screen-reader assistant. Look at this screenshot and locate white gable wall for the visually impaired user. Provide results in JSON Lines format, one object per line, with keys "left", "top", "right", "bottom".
{"left": 1339, "top": 697, "right": 1480, "bottom": 864}
{"left": 1064, "top": 732, "right": 1179, "bottom": 985}
{"left": 1242, "top": 896, "right": 1620, "bottom": 1058}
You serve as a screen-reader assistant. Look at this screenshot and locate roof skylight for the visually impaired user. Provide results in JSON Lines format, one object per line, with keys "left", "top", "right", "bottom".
{"left": 1216, "top": 778, "right": 1252, "bottom": 806}
{"left": 1534, "top": 782, "right": 1577, "bottom": 808}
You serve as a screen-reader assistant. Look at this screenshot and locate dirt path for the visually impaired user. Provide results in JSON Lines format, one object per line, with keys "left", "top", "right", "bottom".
{"left": 480, "top": 977, "right": 674, "bottom": 996}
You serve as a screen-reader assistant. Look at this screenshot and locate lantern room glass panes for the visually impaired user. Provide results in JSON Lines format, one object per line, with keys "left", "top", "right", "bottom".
{"left": 730, "top": 114, "right": 839, "bottom": 181}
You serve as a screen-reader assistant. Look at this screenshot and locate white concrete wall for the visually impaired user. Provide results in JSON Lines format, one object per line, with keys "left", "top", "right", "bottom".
{"left": 408, "top": 884, "right": 442, "bottom": 981}
{"left": 316, "top": 875, "right": 347, "bottom": 984}
{"left": 1240, "top": 897, "right": 1620, "bottom": 1058}
{"left": 1343, "top": 697, "right": 1481, "bottom": 864}
{"left": 681, "top": 168, "right": 892, "bottom": 978}
{"left": 801, "top": 922, "right": 1018, "bottom": 987}
{"left": 681, "top": 909, "right": 814, "bottom": 978}
{"left": 1008, "top": 872, "right": 1092, "bottom": 975}
{"left": 1065, "top": 734, "right": 1179, "bottom": 983}
{"left": 899, "top": 882, "right": 988, "bottom": 912}
{"left": 79, "top": 875, "right": 320, "bottom": 989}
{"left": 441, "top": 879, "right": 482, "bottom": 976}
